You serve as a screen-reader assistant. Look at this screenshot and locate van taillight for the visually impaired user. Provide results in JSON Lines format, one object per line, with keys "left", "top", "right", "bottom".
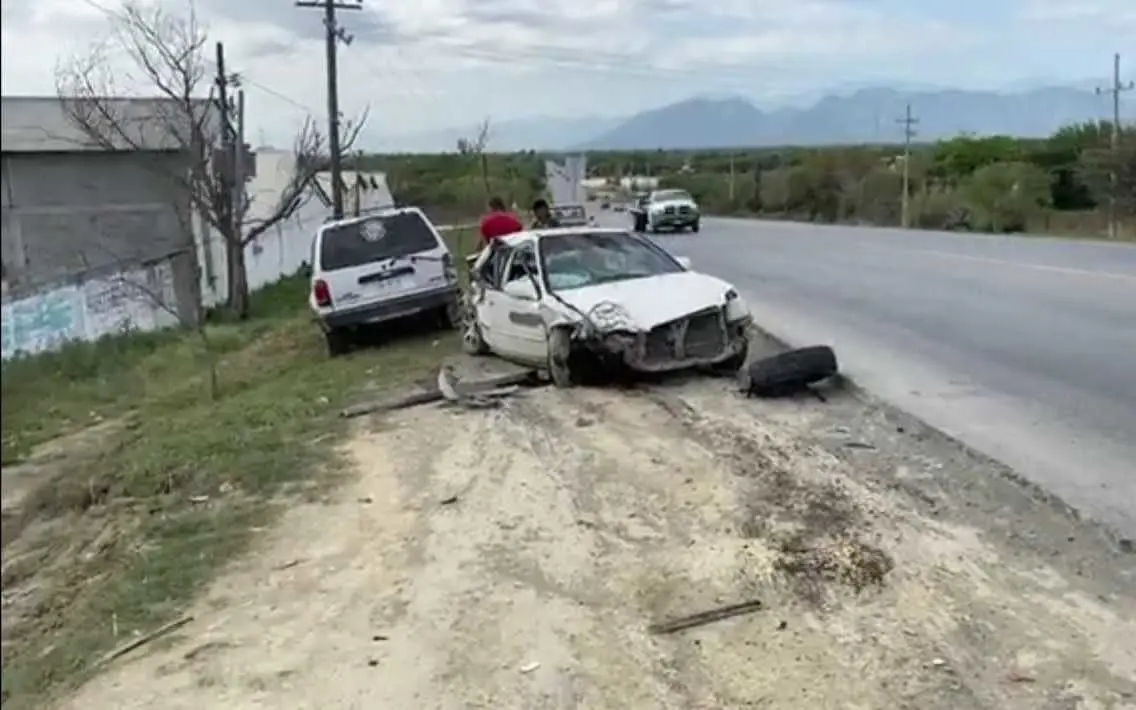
{"left": 313, "top": 279, "right": 332, "bottom": 307}
{"left": 442, "top": 253, "right": 457, "bottom": 282}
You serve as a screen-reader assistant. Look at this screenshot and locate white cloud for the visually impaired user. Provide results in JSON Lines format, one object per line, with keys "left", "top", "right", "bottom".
{"left": 1, "top": 0, "right": 1128, "bottom": 148}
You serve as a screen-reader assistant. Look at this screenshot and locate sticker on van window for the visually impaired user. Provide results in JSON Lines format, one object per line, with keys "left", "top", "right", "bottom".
{"left": 360, "top": 219, "right": 387, "bottom": 242}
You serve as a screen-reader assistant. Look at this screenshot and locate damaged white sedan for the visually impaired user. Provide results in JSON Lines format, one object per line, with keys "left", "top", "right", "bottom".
{"left": 462, "top": 227, "right": 752, "bottom": 386}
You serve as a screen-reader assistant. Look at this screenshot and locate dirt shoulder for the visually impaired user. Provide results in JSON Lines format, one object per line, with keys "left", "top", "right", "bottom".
{"left": 56, "top": 362, "right": 1136, "bottom": 709}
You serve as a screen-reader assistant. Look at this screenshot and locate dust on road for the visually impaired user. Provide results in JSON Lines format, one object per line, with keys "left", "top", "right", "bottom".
{"left": 57, "top": 379, "right": 1136, "bottom": 710}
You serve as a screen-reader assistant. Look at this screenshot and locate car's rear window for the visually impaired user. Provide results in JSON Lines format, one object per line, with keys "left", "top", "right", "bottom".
{"left": 319, "top": 212, "right": 439, "bottom": 270}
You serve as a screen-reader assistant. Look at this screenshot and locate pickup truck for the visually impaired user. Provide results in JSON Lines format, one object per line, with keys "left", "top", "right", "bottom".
{"left": 629, "top": 189, "right": 701, "bottom": 233}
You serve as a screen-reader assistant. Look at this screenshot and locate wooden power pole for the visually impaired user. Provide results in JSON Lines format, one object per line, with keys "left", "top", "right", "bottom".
{"left": 296, "top": 0, "right": 361, "bottom": 220}
{"left": 1095, "top": 53, "right": 1134, "bottom": 240}
{"left": 214, "top": 42, "right": 236, "bottom": 238}
{"left": 896, "top": 103, "right": 919, "bottom": 229}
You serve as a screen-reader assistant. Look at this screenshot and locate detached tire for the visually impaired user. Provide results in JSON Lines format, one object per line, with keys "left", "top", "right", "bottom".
{"left": 746, "top": 345, "right": 837, "bottom": 397}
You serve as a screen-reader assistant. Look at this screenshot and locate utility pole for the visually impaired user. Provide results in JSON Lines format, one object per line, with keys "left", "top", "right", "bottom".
{"left": 297, "top": 0, "right": 361, "bottom": 220}
{"left": 214, "top": 42, "right": 235, "bottom": 238}
{"left": 233, "top": 89, "right": 246, "bottom": 221}
{"left": 896, "top": 102, "right": 919, "bottom": 228}
{"left": 1095, "top": 53, "right": 1133, "bottom": 239}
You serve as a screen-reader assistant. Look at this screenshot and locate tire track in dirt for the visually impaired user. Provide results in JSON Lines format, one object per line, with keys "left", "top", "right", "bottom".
{"left": 54, "top": 382, "right": 1136, "bottom": 710}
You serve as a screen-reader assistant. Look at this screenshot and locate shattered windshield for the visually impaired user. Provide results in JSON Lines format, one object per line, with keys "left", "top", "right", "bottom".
{"left": 538, "top": 231, "right": 684, "bottom": 290}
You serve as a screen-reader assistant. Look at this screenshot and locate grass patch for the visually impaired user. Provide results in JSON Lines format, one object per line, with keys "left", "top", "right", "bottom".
{"left": 0, "top": 234, "right": 476, "bottom": 708}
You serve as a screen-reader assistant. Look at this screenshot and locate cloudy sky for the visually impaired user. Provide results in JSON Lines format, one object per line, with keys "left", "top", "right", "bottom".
{"left": 2, "top": 0, "right": 1133, "bottom": 146}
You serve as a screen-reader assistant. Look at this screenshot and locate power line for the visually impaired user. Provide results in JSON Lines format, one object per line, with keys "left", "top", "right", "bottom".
{"left": 296, "top": 0, "right": 362, "bottom": 220}
{"left": 1095, "top": 52, "right": 1133, "bottom": 240}
{"left": 896, "top": 102, "right": 918, "bottom": 229}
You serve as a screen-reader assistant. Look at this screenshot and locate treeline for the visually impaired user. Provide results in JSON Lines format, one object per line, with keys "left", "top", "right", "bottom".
{"left": 358, "top": 122, "right": 1134, "bottom": 237}
{"left": 353, "top": 151, "right": 547, "bottom": 223}
{"left": 587, "top": 123, "right": 1135, "bottom": 236}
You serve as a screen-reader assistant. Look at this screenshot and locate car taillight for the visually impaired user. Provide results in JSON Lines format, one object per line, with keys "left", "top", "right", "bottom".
{"left": 442, "top": 253, "right": 457, "bottom": 283}
{"left": 313, "top": 279, "right": 332, "bottom": 307}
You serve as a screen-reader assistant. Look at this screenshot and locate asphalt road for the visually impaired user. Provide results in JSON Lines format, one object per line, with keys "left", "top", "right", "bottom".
{"left": 630, "top": 214, "right": 1136, "bottom": 537}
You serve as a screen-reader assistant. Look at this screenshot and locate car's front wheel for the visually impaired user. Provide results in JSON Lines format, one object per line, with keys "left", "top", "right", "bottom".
{"left": 691, "top": 219, "right": 701, "bottom": 233}
{"left": 712, "top": 336, "right": 749, "bottom": 376}
{"left": 461, "top": 318, "right": 489, "bottom": 355}
{"left": 547, "top": 326, "right": 576, "bottom": 388}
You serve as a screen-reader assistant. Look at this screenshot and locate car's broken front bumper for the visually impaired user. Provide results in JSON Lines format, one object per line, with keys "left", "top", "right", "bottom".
{"left": 589, "top": 306, "right": 748, "bottom": 372}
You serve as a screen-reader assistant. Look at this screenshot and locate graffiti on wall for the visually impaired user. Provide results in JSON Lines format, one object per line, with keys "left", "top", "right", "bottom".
{"left": 1, "top": 287, "right": 82, "bottom": 358}
{"left": 1, "top": 262, "right": 178, "bottom": 360}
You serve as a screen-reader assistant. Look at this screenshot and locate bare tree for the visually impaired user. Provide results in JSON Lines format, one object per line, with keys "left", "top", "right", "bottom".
{"left": 55, "top": 1, "right": 365, "bottom": 318}
{"left": 456, "top": 118, "right": 492, "bottom": 199}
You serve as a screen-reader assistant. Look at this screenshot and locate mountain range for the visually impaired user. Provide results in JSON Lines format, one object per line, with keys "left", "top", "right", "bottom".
{"left": 374, "top": 85, "right": 1135, "bottom": 153}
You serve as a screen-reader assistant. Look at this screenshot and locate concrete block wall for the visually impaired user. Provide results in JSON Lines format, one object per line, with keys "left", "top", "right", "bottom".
{"left": 1, "top": 152, "right": 189, "bottom": 293}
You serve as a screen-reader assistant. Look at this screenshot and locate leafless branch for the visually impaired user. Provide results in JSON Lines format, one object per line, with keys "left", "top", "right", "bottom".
{"left": 240, "top": 117, "right": 325, "bottom": 246}
{"left": 53, "top": 0, "right": 348, "bottom": 317}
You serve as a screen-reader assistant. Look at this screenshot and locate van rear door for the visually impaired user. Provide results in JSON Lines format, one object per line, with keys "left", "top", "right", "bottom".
{"left": 318, "top": 211, "right": 449, "bottom": 312}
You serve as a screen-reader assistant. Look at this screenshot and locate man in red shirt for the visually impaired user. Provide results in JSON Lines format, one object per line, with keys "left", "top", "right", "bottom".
{"left": 478, "top": 196, "right": 524, "bottom": 246}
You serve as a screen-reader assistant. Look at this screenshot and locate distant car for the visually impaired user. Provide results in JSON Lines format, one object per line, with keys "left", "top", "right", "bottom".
{"left": 309, "top": 207, "right": 461, "bottom": 356}
{"left": 630, "top": 189, "right": 700, "bottom": 233}
{"left": 551, "top": 204, "right": 589, "bottom": 227}
{"left": 461, "top": 226, "right": 751, "bottom": 386}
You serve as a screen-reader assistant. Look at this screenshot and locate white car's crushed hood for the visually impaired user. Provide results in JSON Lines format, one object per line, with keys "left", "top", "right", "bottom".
{"left": 552, "top": 272, "right": 732, "bottom": 331}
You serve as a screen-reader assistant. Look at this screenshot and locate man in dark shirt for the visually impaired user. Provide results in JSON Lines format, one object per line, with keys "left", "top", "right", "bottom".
{"left": 530, "top": 198, "right": 560, "bottom": 228}
{"left": 478, "top": 196, "right": 524, "bottom": 246}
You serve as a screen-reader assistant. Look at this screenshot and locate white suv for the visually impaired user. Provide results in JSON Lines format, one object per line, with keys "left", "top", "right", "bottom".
{"left": 309, "top": 207, "right": 460, "bottom": 355}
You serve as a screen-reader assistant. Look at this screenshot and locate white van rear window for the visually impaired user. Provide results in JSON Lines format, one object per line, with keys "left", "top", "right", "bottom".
{"left": 319, "top": 212, "right": 439, "bottom": 270}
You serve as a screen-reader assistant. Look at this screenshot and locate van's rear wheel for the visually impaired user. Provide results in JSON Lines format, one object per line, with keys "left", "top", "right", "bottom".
{"left": 325, "top": 328, "right": 351, "bottom": 357}
{"left": 436, "top": 300, "right": 461, "bottom": 330}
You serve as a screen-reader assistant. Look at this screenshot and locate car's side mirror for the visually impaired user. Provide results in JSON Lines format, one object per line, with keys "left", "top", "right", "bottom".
{"left": 675, "top": 256, "right": 692, "bottom": 269}
{"left": 503, "top": 278, "right": 538, "bottom": 300}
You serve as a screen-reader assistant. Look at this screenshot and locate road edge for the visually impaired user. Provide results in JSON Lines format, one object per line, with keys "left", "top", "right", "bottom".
{"left": 747, "top": 319, "right": 1134, "bottom": 553}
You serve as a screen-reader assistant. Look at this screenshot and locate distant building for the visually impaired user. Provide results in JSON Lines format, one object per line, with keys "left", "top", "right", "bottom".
{"left": 1, "top": 95, "right": 210, "bottom": 316}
